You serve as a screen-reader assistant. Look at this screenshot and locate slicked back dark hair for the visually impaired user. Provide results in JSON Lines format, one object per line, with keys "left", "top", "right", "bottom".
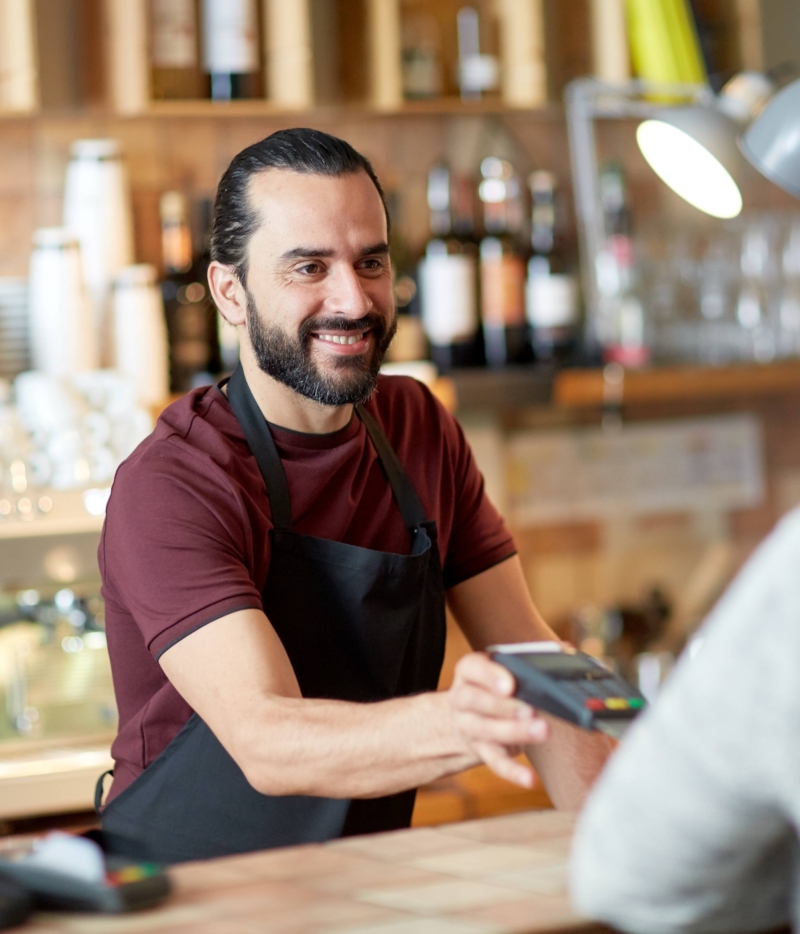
{"left": 211, "top": 127, "right": 389, "bottom": 287}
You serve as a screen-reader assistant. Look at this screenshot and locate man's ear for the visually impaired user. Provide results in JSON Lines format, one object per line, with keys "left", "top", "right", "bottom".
{"left": 208, "top": 262, "right": 247, "bottom": 327}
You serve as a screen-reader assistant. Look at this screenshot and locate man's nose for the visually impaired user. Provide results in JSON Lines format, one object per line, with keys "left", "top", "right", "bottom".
{"left": 325, "top": 265, "right": 373, "bottom": 318}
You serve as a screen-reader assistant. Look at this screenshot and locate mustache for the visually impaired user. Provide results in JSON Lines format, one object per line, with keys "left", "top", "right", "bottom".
{"left": 300, "top": 313, "right": 387, "bottom": 340}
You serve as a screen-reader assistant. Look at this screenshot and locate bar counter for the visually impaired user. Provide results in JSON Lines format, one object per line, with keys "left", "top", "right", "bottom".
{"left": 21, "top": 810, "right": 609, "bottom": 933}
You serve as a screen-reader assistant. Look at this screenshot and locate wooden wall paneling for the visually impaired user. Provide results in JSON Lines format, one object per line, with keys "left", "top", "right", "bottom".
{"left": 690, "top": 0, "right": 744, "bottom": 88}
{"left": 757, "top": 0, "right": 800, "bottom": 74}
{"left": 79, "top": 0, "right": 107, "bottom": 106}
{"left": 104, "top": 0, "right": 149, "bottom": 114}
{"left": 589, "top": 0, "right": 630, "bottom": 83}
{"left": 0, "top": 0, "right": 39, "bottom": 113}
{"left": 35, "top": 0, "right": 106, "bottom": 111}
{"left": 337, "top": 0, "right": 369, "bottom": 102}
{"left": 735, "top": 0, "right": 763, "bottom": 71}
{"left": 310, "top": 0, "right": 341, "bottom": 104}
{"left": 543, "top": 0, "right": 592, "bottom": 102}
{"left": 264, "top": 0, "right": 314, "bottom": 109}
{"left": 496, "top": 0, "right": 547, "bottom": 108}
{"left": 367, "top": 0, "right": 403, "bottom": 111}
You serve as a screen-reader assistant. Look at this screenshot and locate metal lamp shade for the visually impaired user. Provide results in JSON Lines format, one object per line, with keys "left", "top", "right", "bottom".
{"left": 741, "top": 78, "right": 800, "bottom": 199}
{"left": 636, "top": 105, "right": 745, "bottom": 218}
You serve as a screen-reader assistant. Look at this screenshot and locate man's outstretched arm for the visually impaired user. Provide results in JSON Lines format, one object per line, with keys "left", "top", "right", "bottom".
{"left": 159, "top": 600, "right": 551, "bottom": 799}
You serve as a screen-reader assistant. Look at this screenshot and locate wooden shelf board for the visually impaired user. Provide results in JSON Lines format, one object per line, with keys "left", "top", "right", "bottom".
{"left": 451, "top": 365, "right": 555, "bottom": 411}
{"left": 2, "top": 99, "right": 563, "bottom": 121}
{"left": 554, "top": 359, "right": 800, "bottom": 408}
{"left": 144, "top": 96, "right": 561, "bottom": 119}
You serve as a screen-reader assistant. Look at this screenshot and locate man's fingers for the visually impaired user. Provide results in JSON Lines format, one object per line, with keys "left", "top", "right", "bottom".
{"left": 451, "top": 683, "right": 535, "bottom": 720}
{"left": 474, "top": 741, "right": 535, "bottom": 788}
{"left": 457, "top": 710, "right": 549, "bottom": 746}
{"left": 453, "top": 652, "right": 516, "bottom": 696}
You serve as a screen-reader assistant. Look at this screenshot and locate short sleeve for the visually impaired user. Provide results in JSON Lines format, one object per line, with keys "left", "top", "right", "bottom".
{"left": 430, "top": 394, "right": 516, "bottom": 588}
{"left": 100, "top": 441, "right": 264, "bottom": 659}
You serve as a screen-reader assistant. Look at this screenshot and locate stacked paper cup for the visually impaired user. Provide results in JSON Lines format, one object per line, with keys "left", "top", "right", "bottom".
{"left": 113, "top": 264, "right": 170, "bottom": 408}
{"left": 63, "top": 139, "right": 135, "bottom": 366}
{"left": 28, "top": 228, "right": 99, "bottom": 377}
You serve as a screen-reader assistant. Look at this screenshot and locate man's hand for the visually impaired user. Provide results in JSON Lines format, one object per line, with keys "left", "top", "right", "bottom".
{"left": 446, "top": 652, "right": 547, "bottom": 788}
{"left": 447, "top": 556, "right": 615, "bottom": 808}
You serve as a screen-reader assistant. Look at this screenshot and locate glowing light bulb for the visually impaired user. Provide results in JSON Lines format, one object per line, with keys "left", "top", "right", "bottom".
{"left": 636, "top": 119, "right": 743, "bottom": 219}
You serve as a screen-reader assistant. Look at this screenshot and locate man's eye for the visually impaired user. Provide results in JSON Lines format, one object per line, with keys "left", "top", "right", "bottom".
{"left": 298, "top": 263, "right": 322, "bottom": 275}
{"left": 361, "top": 258, "right": 384, "bottom": 270}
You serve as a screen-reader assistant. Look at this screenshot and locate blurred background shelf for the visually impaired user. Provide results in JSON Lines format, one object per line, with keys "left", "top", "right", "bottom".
{"left": 141, "top": 99, "right": 564, "bottom": 119}
{"left": 554, "top": 359, "right": 800, "bottom": 409}
{"left": 450, "top": 365, "right": 555, "bottom": 410}
{"left": 442, "top": 360, "right": 800, "bottom": 413}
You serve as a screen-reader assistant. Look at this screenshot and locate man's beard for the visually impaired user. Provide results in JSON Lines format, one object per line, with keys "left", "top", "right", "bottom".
{"left": 245, "top": 290, "right": 397, "bottom": 407}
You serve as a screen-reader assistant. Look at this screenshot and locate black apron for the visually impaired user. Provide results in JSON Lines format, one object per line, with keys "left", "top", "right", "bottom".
{"left": 98, "top": 364, "right": 447, "bottom": 864}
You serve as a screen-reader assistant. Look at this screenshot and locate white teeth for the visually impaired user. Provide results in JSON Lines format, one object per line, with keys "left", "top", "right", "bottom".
{"left": 317, "top": 333, "right": 362, "bottom": 345}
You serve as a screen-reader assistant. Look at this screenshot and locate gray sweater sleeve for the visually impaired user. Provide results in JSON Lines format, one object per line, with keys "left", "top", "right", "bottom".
{"left": 570, "top": 509, "right": 800, "bottom": 934}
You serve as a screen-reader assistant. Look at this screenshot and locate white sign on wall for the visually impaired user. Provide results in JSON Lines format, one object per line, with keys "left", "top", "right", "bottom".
{"left": 507, "top": 414, "right": 764, "bottom": 525}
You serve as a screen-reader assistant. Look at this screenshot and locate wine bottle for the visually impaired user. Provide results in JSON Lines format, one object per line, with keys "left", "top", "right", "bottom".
{"left": 478, "top": 157, "right": 529, "bottom": 367}
{"left": 456, "top": 5, "right": 499, "bottom": 101}
{"left": 597, "top": 163, "right": 649, "bottom": 366}
{"left": 150, "top": 0, "right": 206, "bottom": 99}
{"left": 160, "top": 192, "right": 220, "bottom": 391}
{"left": 418, "top": 164, "right": 482, "bottom": 371}
{"left": 201, "top": 0, "right": 261, "bottom": 101}
{"left": 525, "top": 171, "right": 580, "bottom": 362}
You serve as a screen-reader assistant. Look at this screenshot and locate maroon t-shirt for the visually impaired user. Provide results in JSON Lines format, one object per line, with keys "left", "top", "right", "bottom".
{"left": 99, "top": 375, "right": 515, "bottom": 802}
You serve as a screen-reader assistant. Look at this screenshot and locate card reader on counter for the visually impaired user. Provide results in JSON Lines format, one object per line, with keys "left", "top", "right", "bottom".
{"left": 489, "top": 641, "right": 646, "bottom": 740}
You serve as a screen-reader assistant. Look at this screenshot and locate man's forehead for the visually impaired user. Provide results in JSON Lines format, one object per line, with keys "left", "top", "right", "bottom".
{"left": 247, "top": 167, "right": 382, "bottom": 213}
{"left": 246, "top": 168, "right": 387, "bottom": 254}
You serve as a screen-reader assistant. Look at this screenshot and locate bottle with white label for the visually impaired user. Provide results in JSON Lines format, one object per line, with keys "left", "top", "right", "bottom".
{"left": 150, "top": 0, "right": 206, "bottom": 99}
{"left": 419, "top": 164, "right": 482, "bottom": 371}
{"left": 526, "top": 172, "right": 580, "bottom": 362}
{"left": 201, "top": 0, "right": 262, "bottom": 100}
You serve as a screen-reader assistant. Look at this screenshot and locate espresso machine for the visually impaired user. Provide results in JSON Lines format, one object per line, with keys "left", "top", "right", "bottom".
{"left": 0, "top": 488, "right": 115, "bottom": 822}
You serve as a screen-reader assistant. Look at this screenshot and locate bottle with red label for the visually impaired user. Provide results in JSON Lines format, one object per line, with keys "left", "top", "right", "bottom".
{"left": 478, "top": 157, "right": 530, "bottom": 367}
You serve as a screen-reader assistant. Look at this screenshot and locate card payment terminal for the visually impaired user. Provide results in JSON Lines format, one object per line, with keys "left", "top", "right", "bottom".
{"left": 489, "top": 641, "right": 646, "bottom": 740}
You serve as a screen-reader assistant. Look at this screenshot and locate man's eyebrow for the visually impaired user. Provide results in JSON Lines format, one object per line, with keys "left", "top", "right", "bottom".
{"left": 278, "top": 242, "right": 390, "bottom": 261}
{"left": 359, "top": 242, "right": 390, "bottom": 257}
{"left": 279, "top": 246, "right": 336, "bottom": 261}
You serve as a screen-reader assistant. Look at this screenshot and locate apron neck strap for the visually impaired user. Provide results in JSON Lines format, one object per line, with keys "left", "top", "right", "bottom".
{"left": 355, "top": 404, "right": 428, "bottom": 530}
{"left": 227, "top": 364, "right": 293, "bottom": 532}
{"left": 226, "top": 364, "right": 429, "bottom": 534}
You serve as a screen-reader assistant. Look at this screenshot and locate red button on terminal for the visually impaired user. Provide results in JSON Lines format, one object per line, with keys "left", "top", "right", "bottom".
{"left": 585, "top": 699, "right": 606, "bottom": 711}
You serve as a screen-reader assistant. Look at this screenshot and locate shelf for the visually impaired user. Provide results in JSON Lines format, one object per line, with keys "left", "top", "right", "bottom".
{"left": 451, "top": 365, "right": 554, "bottom": 411}
{"left": 1, "top": 99, "right": 563, "bottom": 122}
{"left": 553, "top": 359, "right": 800, "bottom": 409}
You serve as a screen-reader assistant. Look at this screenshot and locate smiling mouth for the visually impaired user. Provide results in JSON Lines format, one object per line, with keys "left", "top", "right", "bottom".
{"left": 315, "top": 332, "right": 367, "bottom": 345}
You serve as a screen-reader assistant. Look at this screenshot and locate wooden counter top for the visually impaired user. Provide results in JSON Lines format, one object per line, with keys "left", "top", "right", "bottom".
{"left": 22, "top": 810, "right": 607, "bottom": 933}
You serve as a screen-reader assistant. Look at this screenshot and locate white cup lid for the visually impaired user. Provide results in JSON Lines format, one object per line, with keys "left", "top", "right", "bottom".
{"left": 32, "top": 227, "right": 79, "bottom": 249}
{"left": 114, "top": 264, "right": 158, "bottom": 287}
{"left": 70, "top": 138, "right": 122, "bottom": 160}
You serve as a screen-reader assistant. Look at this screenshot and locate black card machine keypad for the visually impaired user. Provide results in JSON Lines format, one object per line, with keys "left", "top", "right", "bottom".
{"left": 489, "top": 641, "right": 646, "bottom": 739}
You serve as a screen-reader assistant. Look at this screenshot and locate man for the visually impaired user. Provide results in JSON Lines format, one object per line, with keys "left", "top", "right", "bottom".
{"left": 571, "top": 506, "right": 800, "bottom": 932}
{"left": 99, "top": 128, "right": 611, "bottom": 864}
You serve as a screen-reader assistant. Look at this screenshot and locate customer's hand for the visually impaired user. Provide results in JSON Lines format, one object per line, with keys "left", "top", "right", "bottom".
{"left": 446, "top": 652, "right": 548, "bottom": 788}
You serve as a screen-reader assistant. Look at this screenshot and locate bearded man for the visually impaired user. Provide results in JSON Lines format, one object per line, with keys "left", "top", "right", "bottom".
{"left": 98, "top": 128, "right": 611, "bottom": 864}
